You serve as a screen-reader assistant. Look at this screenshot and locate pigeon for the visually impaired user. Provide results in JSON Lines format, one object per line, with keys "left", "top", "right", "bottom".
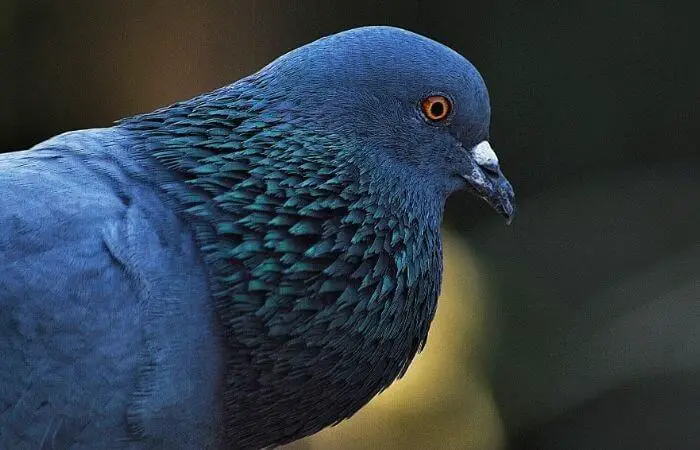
{"left": 0, "top": 26, "right": 514, "bottom": 449}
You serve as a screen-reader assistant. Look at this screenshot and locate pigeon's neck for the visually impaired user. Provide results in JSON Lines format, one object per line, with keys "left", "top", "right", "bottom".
{"left": 119, "top": 86, "right": 446, "bottom": 446}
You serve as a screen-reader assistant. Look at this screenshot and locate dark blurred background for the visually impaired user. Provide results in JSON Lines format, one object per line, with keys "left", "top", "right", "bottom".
{"left": 3, "top": 1, "right": 699, "bottom": 449}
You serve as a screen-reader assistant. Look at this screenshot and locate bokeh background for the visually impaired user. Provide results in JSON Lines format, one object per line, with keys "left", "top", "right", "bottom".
{"left": 3, "top": 1, "right": 699, "bottom": 449}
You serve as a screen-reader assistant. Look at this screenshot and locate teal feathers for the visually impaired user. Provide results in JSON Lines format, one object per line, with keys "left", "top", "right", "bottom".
{"left": 121, "top": 74, "right": 443, "bottom": 446}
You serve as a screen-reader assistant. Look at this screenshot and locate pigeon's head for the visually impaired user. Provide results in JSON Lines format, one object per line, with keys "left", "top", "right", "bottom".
{"left": 255, "top": 26, "right": 514, "bottom": 221}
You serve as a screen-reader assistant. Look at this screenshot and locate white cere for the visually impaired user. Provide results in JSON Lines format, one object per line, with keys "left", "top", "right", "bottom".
{"left": 471, "top": 141, "right": 499, "bottom": 167}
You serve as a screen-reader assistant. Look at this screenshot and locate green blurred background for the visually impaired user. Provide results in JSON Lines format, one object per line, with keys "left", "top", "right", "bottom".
{"left": 2, "top": 1, "right": 699, "bottom": 449}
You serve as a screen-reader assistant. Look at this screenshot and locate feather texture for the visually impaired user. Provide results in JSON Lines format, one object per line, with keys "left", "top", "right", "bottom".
{"left": 120, "top": 75, "right": 444, "bottom": 446}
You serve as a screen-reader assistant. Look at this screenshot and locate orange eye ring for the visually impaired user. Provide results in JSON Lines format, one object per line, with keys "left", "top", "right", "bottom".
{"left": 421, "top": 95, "right": 452, "bottom": 122}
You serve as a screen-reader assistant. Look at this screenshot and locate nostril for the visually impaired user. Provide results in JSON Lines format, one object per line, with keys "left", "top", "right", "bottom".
{"left": 481, "top": 164, "right": 500, "bottom": 176}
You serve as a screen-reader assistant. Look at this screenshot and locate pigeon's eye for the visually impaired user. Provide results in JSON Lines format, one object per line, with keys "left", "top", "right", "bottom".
{"left": 421, "top": 95, "right": 452, "bottom": 122}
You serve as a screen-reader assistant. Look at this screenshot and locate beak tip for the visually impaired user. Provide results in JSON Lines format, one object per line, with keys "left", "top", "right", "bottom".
{"left": 501, "top": 203, "right": 515, "bottom": 225}
{"left": 459, "top": 158, "right": 515, "bottom": 224}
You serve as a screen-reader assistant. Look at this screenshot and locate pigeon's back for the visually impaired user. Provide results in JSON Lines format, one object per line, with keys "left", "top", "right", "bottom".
{"left": 0, "top": 129, "right": 224, "bottom": 449}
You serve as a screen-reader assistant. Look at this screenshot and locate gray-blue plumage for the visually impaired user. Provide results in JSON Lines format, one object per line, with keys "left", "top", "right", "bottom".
{"left": 0, "top": 130, "right": 224, "bottom": 448}
{"left": 0, "top": 26, "right": 514, "bottom": 449}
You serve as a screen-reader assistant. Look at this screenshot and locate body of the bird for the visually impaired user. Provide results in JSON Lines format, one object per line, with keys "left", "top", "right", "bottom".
{"left": 0, "top": 26, "right": 514, "bottom": 449}
{"left": 0, "top": 129, "right": 226, "bottom": 448}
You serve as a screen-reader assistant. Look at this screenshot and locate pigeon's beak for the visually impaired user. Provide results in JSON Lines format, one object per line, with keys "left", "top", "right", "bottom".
{"left": 460, "top": 141, "right": 515, "bottom": 224}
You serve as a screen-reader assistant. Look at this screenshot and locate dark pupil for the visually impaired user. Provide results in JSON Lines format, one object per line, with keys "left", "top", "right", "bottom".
{"left": 430, "top": 101, "right": 444, "bottom": 118}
